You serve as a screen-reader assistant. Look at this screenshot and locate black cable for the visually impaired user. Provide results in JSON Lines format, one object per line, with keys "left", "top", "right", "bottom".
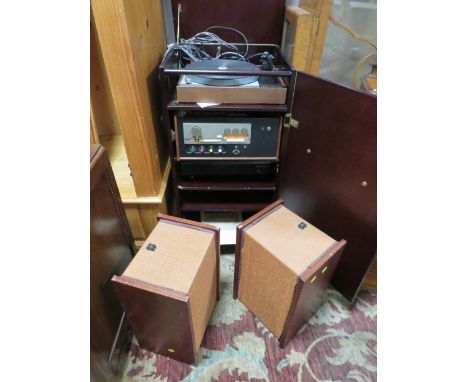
{"left": 163, "top": 26, "right": 250, "bottom": 63}
{"left": 245, "top": 52, "right": 268, "bottom": 61}
{"left": 205, "top": 25, "right": 249, "bottom": 59}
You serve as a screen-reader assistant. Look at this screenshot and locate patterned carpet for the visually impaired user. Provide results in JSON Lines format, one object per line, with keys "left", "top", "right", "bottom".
{"left": 121, "top": 255, "right": 377, "bottom": 382}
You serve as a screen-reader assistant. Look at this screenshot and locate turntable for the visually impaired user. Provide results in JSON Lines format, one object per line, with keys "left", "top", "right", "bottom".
{"left": 184, "top": 59, "right": 260, "bottom": 86}
{"left": 176, "top": 59, "right": 287, "bottom": 104}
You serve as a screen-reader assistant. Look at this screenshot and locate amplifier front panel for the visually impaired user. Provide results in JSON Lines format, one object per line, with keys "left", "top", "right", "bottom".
{"left": 175, "top": 117, "right": 282, "bottom": 160}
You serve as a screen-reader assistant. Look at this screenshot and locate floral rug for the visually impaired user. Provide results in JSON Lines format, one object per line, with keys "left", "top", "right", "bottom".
{"left": 121, "top": 255, "right": 377, "bottom": 382}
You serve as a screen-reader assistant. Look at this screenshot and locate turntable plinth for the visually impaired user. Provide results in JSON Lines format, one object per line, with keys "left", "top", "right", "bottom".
{"left": 176, "top": 76, "right": 287, "bottom": 105}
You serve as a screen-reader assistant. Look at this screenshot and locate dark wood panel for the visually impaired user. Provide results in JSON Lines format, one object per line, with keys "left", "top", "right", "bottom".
{"left": 279, "top": 241, "right": 345, "bottom": 347}
{"left": 181, "top": 202, "right": 270, "bottom": 212}
{"left": 178, "top": 180, "right": 276, "bottom": 191}
{"left": 112, "top": 276, "right": 196, "bottom": 364}
{"left": 90, "top": 145, "right": 134, "bottom": 248}
{"left": 279, "top": 72, "right": 377, "bottom": 302}
{"left": 90, "top": 145, "right": 134, "bottom": 377}
{"left": 167, "top": 101, "right": 289, "bottom": 113}
{"left": 170, "top": 0, "right": 286, "bottom": 45}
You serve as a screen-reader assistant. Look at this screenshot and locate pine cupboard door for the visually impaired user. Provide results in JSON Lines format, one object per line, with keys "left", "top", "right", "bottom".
{"left": 279, "top": 72, "right": 376, "bottom": 302}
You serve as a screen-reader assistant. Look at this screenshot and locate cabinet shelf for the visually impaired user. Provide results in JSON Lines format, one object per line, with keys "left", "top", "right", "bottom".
{"left": 167, "top": 100, "right": 288, "bottom": 113}
{"left": 178, "top": 180, "right": 276, "bottom": 192}
{"left": 181, "top": 202, "right": 269, "bottom": 212}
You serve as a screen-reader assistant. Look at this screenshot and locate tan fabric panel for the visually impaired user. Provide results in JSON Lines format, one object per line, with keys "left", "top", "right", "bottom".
{"left": 245, "top": 206, "right": 336, "bottom": 275}
{"left": 123, "top": 221, "right": 213, "bottom": 293}
{"left": 238, "top": 233, "right": 297, "bottom": 337}
{"left": 188, "top": 236, "right": 217, "bottom": 350}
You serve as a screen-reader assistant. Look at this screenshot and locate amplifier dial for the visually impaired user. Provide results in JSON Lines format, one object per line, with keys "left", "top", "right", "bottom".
{"left": 191, "top": 126, "right": 202, "bottom": 140}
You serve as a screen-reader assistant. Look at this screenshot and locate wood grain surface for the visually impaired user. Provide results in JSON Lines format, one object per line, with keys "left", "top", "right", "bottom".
{"left": 279, "top": 72, "right": 376, "bottom": 302}
{"left": 91, "top": 0, "right": 167, "bottom": 197}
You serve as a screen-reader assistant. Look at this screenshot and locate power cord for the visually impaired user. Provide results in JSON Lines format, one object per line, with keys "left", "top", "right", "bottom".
{"left": 163, "top": 26, "right": 251, "bottom": 63}
{"left": 205, "top": 26, "right": 249, "bottom": 59}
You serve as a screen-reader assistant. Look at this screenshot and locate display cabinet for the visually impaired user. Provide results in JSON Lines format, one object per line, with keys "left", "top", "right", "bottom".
{"left": 90, "top": 0, "right": 376, "bottom": 301}
{"left": 90, "top": 0, "right": 170, "bottom": 246}
{"left": 157, "top": 0, "right": 376, "bottom": 302}
{"left": 159, "top": 43, "right": 294, "bottom": 218}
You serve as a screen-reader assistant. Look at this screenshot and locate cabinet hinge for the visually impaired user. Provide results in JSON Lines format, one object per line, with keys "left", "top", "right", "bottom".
{"left": 171, "top": 130, "right": 176, "bottom": 141}
{"left": 284, "top": 113, "right": 299, "bottom": 129}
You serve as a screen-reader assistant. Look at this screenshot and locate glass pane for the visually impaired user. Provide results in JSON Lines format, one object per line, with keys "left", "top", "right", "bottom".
{"left": 319, "top": 0, "right": 377, "bottom": 89}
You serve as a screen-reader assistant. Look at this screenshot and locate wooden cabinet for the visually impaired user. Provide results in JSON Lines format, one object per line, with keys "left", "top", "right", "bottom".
{"left": 90, "top": 0, "right": 170, "bottom": 244}
{"left": 156, "top": 1, "right": 376, "bottom": 301}
{"left": 112, "top": 214, "right": 220, "bottom": 364}
{"left": 90, "top": 0, "right": 376, "bottom": 301}
{"left": 234, "top": 200, "right": 346, "bottom": 347}
{"left": 90, "top": 145, "right": 134, "bottom": 379}
{"left": 282, "top": 0, "right": 332, "bottom": 74}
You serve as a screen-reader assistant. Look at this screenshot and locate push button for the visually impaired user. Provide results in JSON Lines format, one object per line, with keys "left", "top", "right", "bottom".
{"left": 146, "top": 243, "right": 157, "bottom": 251}
{"left": 232, "top": 148, "right": 240, "bottom": 155}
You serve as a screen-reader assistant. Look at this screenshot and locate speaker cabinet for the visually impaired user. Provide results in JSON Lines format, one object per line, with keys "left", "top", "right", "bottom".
{"left": 112, "top": 214, "right": 220, "bottom": 364}
{"left": 234, "top": 200, "right": 346, "bottom": 347}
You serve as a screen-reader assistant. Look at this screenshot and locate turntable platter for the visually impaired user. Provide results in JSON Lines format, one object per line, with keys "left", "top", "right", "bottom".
{"left": 185, "top": 59, "right": 260, "bottom": 86}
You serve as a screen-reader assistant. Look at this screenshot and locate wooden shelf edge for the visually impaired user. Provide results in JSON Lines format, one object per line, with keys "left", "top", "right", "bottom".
{"left": 122, "top": 159, "right": 171, "bottom": 205}
{"left": 167, "top": 100, "right": 288, "bottom": 113}
{"left": 181, "top": 202, "right": 270, "bottom": 212}
{"left": 122, "top": 197, "right": 163, "bottom": 205}
{"left": 134, "top": 239, "right": 145, "bottom": 249}
{"left": 178, "top": 180, "right": 276, "bottom": 192}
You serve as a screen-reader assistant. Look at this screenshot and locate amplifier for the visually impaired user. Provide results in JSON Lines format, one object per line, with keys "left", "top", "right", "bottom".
{"left": 175, "top": 116, "right": 282, "bottom": 160}
{"left": 180, "top": 161, "right": 277, "bottom": 178}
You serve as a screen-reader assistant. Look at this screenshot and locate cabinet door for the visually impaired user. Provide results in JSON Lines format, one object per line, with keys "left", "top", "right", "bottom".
{"left": 279, "top": 72, "right": 376, "bottom": 302}
{"left": 91, "top": 145, "right": 134, "bottom": 377}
